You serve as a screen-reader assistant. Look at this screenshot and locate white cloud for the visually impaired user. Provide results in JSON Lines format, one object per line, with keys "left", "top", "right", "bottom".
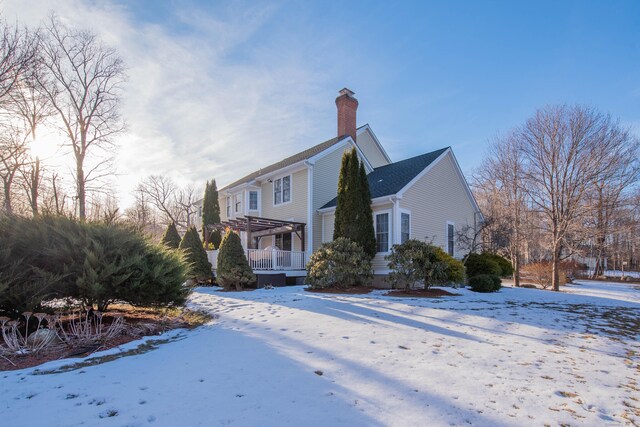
{"left": 3, "top": 0, "right": 345, "bottom": 207}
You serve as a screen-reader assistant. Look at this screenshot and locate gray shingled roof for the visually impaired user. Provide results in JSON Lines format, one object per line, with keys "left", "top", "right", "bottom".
{"left": 320, "top": 147, "right": 449, "bottom": 209}
{"left": 221, "top": 135, "right": 349, "bottom": 191}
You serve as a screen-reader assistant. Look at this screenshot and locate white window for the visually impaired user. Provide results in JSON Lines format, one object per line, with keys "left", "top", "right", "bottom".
{"left": 249, "top": 191, "right": 258, "bottom": 210}
{"left": 376, "top": 213, "right": 390, "bottom": 253}
{"left": 447, "top": 222, "right": 455, "bottom": 256}
{"left": 235, "top": 194, "right": 241, "bottom": 213}
{"left": 401, "top": 212, "right": 410, "bottom": 244}
{"left": 226, "top": 196, "right": 231, "bottom": 217}
{"left": 273, "top": 175, "right": 291, "bottom": 205}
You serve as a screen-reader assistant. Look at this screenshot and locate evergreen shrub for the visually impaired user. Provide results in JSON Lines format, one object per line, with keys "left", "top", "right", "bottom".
{"left": 179, "top": 226, "right": 212, "bottom": 281}
{"left": 468, "top": 274, "right": 502, "bottom": 292}
{"left": 306, "top": 238, "right": 372, "bottom": 289}
{"left": 216, "top": 230, "right": 255, "bottom": 290}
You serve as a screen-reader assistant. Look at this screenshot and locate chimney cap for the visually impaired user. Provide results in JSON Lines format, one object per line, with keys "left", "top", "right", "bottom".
{"left": 338, "top": 88, "right": 355, "bottom": 97}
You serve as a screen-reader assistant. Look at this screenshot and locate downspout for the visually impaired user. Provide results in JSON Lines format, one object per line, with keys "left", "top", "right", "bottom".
{"left": 305, "top": 160, "right": 314, "bottom": 255}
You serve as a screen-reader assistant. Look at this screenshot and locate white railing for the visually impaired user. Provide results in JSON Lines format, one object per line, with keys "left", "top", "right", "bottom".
{"left": 207, "top": 249, "right": 306, "bottom": 271}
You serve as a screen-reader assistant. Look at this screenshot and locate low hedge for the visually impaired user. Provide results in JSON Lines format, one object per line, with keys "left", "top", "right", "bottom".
{"left": 468, "top": 274, "right": 501, "bottom": 293}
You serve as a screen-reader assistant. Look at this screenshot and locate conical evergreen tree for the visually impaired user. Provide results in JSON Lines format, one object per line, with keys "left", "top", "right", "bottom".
{"left": 179, "top": 226, "right": 212, "bottom": 280}
{"left": 357, "top": 161, "right": 376, "bottom": 259}
{"left": 202, "top": 179, "right": 222, "bottom": 248}
{"left": 333, "top": 148, "right": 376, "bottom": 259}
{"left": 161, "top": 222, "right": 181, "bottom": 249}
{"left": 217, "top": 229, "right": 255, "bottom": 290}
{"left": 333, "top": 149, "right": 353, "bottom": 239}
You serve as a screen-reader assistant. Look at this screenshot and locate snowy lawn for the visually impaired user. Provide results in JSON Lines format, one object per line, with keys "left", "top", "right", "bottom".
{"left": 1, "top": 281, "right": 639, "bottom": 426}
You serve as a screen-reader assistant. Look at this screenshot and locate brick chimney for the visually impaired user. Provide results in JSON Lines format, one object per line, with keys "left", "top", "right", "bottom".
{"left": 335, "top": 88, "right": 358, "bottom": 141}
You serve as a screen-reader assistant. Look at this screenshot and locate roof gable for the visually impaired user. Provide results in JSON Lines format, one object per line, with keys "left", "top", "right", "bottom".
{"left": 320, "top": 147, "right": 449, "bottom": 209}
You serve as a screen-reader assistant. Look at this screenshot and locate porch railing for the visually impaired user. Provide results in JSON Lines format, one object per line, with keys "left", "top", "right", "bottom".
{"left": 207, "top": 249, "right": 307, "bottom": 271}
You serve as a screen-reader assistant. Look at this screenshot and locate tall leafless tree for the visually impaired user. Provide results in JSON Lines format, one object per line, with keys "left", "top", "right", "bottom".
{"left": 38, "top": 16, "right": 125, "bottom": 220}
{"left": 0, "top": 123, "right": 29, "bottom": 213}
{"left": 518, "top": 105, "right": 633, "bottom": 291}
{"left": 0, "top": 20, "right": 37, "bottom": 106}
{"left": 477, "top": 132, "right": 527, "bottom": 286}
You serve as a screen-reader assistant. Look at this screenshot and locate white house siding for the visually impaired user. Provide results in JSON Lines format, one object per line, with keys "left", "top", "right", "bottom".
{"left": 398, "top": 152, "right": 477, "bottom": 259}
{"left": 311, "top": 142, "right": 356, "bottom": 251}
{"left": 356, "top": 129, "right": 390, "bottom": 168}
{"left": 260, "top": 168, "right": 309, "bottom": 251}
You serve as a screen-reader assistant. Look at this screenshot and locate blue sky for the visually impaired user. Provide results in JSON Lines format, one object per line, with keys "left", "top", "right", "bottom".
{"left": 6, "top": 0, "right": 640, "bottom": 205}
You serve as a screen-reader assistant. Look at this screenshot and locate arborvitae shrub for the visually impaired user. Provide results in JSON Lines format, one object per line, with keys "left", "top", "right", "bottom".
{"left": 161, "top": 222, "right": 181, "bottom": 249}
{"left": 216, "top": 230, "right": 255, "bottom": 290}
{"left": 179, "top": 226, "right": 212, "bottom": 281}
{"left": 306, "top": 238, "right": 372, "bottom": 290}
{"left": 468, "top": 274, "right": 501, "bottom": 292}
{"left": 333, "top": 149, "right": 376, "bottom": 259}
{"left": 202, "top": 179, "right": 222, "bottom": 248}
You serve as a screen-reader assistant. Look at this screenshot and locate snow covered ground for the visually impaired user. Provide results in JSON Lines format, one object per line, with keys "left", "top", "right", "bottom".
{"left": 603, "top": 270, "right": 640, "bottom": 279}
{"left": 1, "top": 281, "right": 638, "bottom": 426}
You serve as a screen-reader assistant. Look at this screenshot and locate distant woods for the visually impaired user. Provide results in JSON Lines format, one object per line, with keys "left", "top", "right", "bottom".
{"left": 473, "top": 105, "right": 640, "bottom": 290}
{"left": 0, "top": 15, "right": 126, "bottom": 221}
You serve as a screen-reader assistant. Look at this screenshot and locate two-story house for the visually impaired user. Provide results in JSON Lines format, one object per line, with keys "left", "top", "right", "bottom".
{"left": 196, "top": 88, "right": 482, "bottom": 286}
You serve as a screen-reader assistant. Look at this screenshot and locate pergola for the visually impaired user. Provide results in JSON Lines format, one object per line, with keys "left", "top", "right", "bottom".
{"left": 207, "top": 215, "right": 306, "bottom": 250}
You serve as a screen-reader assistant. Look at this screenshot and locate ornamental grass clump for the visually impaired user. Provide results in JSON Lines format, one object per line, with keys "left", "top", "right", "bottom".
{"left": 306, "top": 238, "right": 372, "bottom": 290}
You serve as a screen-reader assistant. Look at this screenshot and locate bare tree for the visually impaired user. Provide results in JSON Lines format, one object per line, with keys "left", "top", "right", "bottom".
{"left": 38, "top": 16, "right": 125, "bottom": 220}
{"left": 0, "top": 123, "right": 29, "bottom": 213}
{"left": 518, "top": 105, "right": 632, "bottom": 291}
{"left": 584, "top": 133, "right": 639, "bottom": 277}
{"left": 136, "top": 175, "right": 180, "bottom": 226}
{"left": 0, "top": 20, "right": 37, "bottom": 105}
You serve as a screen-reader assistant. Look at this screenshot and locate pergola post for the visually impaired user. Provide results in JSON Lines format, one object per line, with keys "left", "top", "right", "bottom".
{"left": 246, "top": 216, "right": 253, "bottom": 249}
{"left": 300, "top": 224, "right": 305, "bottom": 254}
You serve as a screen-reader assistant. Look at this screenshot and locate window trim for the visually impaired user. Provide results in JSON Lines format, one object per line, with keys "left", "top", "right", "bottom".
{"left": 248, "top": 190, "right": 259, "bottom": 211}
{"left": 374, "top": 209, "right": 392, "bottom": 254}
{"left": 446, "top": 221, "right": 455, "bottom": 257}
{"left": 400, "top": 209, "right": 411, "bottom": 244}
{"left": 234, "top": 193, "right": 241, "bottom": 213}
{"left": 272, "top": 174, "right": 292, "bottom": 207}
{"left": 226, "top": 196, "right": 231, "bottom": 218}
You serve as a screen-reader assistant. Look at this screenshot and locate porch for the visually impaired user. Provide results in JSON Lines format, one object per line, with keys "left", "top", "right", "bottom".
{"left": 207, "top": 248, "right": 307, "bottom": 274}
{"left": 207, "top": 215, "right": 308, "bottom": 276}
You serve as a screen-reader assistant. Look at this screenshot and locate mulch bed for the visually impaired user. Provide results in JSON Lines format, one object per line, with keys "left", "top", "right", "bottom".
{"left": 306, "top": 286, "right": 373, "bottom": 294}
{"left": 385, "top": 288, "right": 461, "bottom": 298}
{"left": 0, "top": 305, "right": 211, "bottom": 372}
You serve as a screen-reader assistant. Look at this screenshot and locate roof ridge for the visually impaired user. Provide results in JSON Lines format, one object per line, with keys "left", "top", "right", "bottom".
{"left": 221, "top": 135, "right": 349, "bottom": 191}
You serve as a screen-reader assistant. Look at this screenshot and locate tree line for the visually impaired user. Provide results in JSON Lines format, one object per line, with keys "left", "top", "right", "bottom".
{"left": 0, "top": 15, "right": 125, "bottom": 220}
{"left": 473, "top": 105, "right": 640, "bottom": 290}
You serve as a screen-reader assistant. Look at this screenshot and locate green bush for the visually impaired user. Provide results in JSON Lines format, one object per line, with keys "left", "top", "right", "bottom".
{"left": 161, "top": 222, "right": 181, "bottom": 249}
{"left": 465, "top": 253, "right": 501, "bottom": 277}
{"left": 386, "top": 240, "right": 463, "bottom": 290}
{"left": 434, "top": 247, "right": 465, "bottom": 285}
{"left": 468, "top": 274, "right": 502, "bottom": 292}
{"left": 306, "top": 237, "right": 372, "bottom": 290}
{"left": 179, "top": 226, "right": 212, "bottom": 281}
{"left": 465, "top": 253, "right": 513, "bottom": 278}
{"left": 216, "top": 230, "right": 255, "bottom": 290}
{"left": 0, "top": 215, "right": 190, "bottom": 316}
{"left": 487, "top": 253, "right": 513, "bottom": 276}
